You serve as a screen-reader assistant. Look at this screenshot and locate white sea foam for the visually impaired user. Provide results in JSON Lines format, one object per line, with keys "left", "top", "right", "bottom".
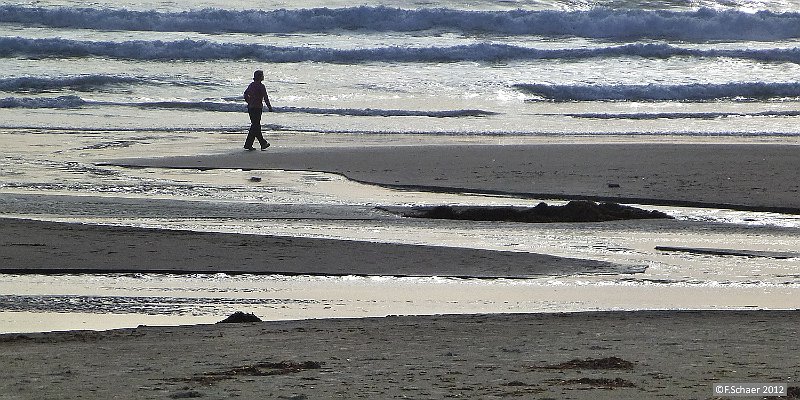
{"left": 142, "top": 102, "right": 495, "bottom": 117}
{"left": 0, "top": 95, "right": 86, "bottom": 108}
{"left": 3, "top": 5, "right": 800, "bottom": 41}
{"left": 0, "top": 95, "right": 494, "bottom": 117}
{"left": 276, "top": 106, "right": 496, "bottom": 117}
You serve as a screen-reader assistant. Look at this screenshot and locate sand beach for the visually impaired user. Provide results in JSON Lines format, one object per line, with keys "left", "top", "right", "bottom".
{"left": 4, "top": 0, "right": 800, "bottom": 397}
{"left": 2, "top": 139, "right": 799, "bottom": 399}
{"left": 1, "top": 311, "right": 798, "bottom": 399}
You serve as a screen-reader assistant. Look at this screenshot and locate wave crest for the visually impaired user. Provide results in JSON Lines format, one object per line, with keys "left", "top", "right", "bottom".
{"left": 3, "top": 5, "right": 800, "bottom": 41}
{"left": 0, "top": 95, "right": 86, "bottom": 108}
{"left": 3, "top": 38, "right": 800, "bottom": 63}
{"left": 513, "top": 82, "right": 800, "bottom": 101}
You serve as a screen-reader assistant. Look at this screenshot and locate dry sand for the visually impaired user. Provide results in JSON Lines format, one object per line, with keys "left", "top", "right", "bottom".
{"left": 110, "top": 142, "right": 800, "bottom": 213}
{"left": 0, "top": 311, "right": 797, "bottom": 399}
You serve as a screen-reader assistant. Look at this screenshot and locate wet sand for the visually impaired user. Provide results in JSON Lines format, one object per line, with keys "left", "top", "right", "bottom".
{"left": 0, "top": 217, "right": 630, "bottom": 277}
{"left": 109, "top": 142, "right": 800, "bottom": 213}
{"left": 3, "top": 141, "right": 799, "bottom": 398}
{"left": 1, "top": 311, "right": 797, "bottom": 399}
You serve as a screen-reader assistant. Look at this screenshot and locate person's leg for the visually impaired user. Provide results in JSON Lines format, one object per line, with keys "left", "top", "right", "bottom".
{"left": 255, "top": 127, "right": 269, "bottom": 149}
{"left": 244, "top": 108, "right": 261, "bottom": 149}
{"left": 251, "top": 108, "right": 269, "bottom": 149}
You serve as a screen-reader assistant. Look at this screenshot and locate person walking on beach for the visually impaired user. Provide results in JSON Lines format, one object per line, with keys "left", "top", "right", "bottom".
{"left": 243, "top": 70, "right": 274, "bottom": 150}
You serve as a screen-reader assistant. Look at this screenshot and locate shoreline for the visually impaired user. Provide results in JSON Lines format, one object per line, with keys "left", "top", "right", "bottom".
{"left": 1, "top": 310, "right": 797, "bottom": 399}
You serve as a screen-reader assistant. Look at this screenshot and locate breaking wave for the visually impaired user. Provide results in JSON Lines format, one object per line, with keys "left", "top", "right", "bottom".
{"left": 0, "top": 95, "right": 87, "bottom": 108}
{"left": 3, "top": 5, "right": 800, "bottom": 41}
{"left": 3, "top": 38, "right": 800, "bottom": 63}
{"left": 513, "top": 82, "right": 800, "bottom": 101}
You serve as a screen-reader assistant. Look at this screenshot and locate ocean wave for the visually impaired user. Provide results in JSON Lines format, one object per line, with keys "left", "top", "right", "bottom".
{"left": 513, "top": 82, "right": 800, "bottom": 101}
{"left": 0, "top": 95, "right": 86, "bottom": 108}
{"left": 3, "top": 37, "right": 800, "bottom": 63}
{"left": 0, "top": 75, "right": 146, "bottom": 92}
{"left": 0, "top": 95, "right": 493, "bottom": 117}
{"left": 3, "top": 5, "right": 800, "bottom": 41}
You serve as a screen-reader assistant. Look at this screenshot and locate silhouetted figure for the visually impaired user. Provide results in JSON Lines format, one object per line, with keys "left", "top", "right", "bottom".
{"left": 243, "top": 70, "right": 273, "bottom": 150}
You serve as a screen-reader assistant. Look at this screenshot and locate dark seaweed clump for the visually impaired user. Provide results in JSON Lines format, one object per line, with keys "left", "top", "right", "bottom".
{"left": 407, "top": 201, "right": 672, "bottom": 223}
{"left": 218, "top": 311, "right": 262, "bottom": 323}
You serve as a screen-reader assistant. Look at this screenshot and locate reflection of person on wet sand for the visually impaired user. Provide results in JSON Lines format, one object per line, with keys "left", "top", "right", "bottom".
{"left": 243, "top": 70, "right": 274, "bottom": 151}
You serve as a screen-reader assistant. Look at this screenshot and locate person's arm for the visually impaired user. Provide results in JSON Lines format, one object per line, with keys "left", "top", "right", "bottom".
{"left": 263, "top": 84, "right": 273, "bottom": 112}
{"left": 264, "top": 95, "right": 273, "bottom": 112}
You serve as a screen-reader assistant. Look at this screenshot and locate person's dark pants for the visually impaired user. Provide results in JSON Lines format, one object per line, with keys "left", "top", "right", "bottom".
{"left": 245, "top": 107, "right": 268, "bottom": 149}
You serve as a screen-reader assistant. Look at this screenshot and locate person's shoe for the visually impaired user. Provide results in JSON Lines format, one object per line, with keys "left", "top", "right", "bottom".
{"left": 261, "top": 142, "right": 271, "bottom": 150}
{"left": 244, "top": 146, "right": 255, "bottom": 151}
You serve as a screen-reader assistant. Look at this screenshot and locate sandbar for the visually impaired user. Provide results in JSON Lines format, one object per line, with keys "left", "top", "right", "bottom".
{"left": 108, "top": 143, "right": 800, "bottom": 213}
{"left": 0, "top": 218, "right": 631, "bottom": 277}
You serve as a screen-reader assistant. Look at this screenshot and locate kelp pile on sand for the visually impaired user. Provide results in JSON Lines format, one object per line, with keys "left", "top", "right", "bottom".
{"left": 393, "top": 200, "right": 672, "bottom": 223}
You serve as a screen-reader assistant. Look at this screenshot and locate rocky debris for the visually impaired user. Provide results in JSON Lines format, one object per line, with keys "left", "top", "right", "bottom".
{"left": 220, "top": 361, "right": 323, "bottom": 377}
{"left": 558, "top": 377, "right": 636, "bottom": 388}
{"left": 656, "top": 246, "right": 800, "bottom": 259}
{"left": 534, "top": 356, "right": 635, "bottom": 370}
{"left": 175, "top": 361, "right": 324, "bottom": 385}
{"left": 400, "top": 201, "right": 671, "bottom": 223}
{"left": 169, "top": 391, "right": 203, "bottom": 399}
{"left": 217, "top": 311, "right": 262, "bottom": 323}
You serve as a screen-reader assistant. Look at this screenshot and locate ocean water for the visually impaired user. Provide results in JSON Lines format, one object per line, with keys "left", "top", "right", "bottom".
{"left": 2, "top": 0, "right": 800, "bottom": 332}
{"left": 4, "top": 0, "right": 800, "bottom": 135}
